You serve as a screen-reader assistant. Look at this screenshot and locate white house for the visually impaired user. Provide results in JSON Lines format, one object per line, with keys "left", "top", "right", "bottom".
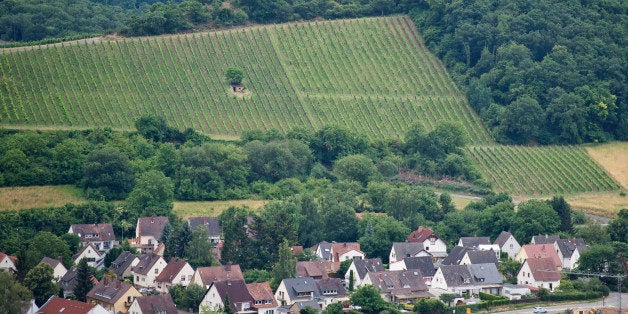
{"left": 313, "top": 242, "right": 364, "bottom": 263}
{"left": 493, "top": 231, "right": 521, "bottom": 259}
{"left": 344, "top": 258, "right": 384, "bottom": 288}
{"left": 73, "top": 243, "right": 104, "bottom": 269}
{"left": 432, "top": 263, "right": 502, "bottom": 296}
{"left": 274, "top": 277, "right": 321, "bottom": 307}
{"left": 389, "top": 242, "right": 431, "bottom": 264}
{"left": 154, "top": 258, "right": 195, "bottom": 293}
{"left": 554, "top": 238, "right": 587, "bottom": 269}
{"left": 199, "top": 280, "right": 254, "bottom": 313}
{"left": 68, "top": 223, "right": 116, "bottom": 252}
{"left": 517, "top": 257, "right": 561, "bottom": 292}
{"left": 39, "top": 257, "right": 67, "bottom": 281}
{"left": 131, "top": 217, "right": 169, "bottom": 254}
{"left": 389, "top": 256, "right": 437, "bottom": 285}
{"left": 501, "top": 283, "right": 531, "bottom": 300}
{"left": 128, "top": 294, "right": 178, "bottom": 314}
{"left": 132, "top": 253, "right": 167, "bottom": 288}
{"left": 406, "top": 227, "right": 448, "bottom": 260}
{"left": 191, "top": 264, "right": 244, "bottom": 288}
{"left": 0, "top": 252, "right": 17, "bottom": 272}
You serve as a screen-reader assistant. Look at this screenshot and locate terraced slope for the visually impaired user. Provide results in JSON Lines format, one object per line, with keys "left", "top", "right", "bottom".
{"left": 466, "top": 145, "right": 621, "bottom": 196}
{"left": 0, "top": 16, "right": 490, "bottom": 142}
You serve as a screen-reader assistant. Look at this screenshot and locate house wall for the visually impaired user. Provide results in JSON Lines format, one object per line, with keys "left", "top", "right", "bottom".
{"left": 274, "top": 282, "right": 291, "bottom": 306}
{"left": 422, "top": 239, "right": 447, "bottom": 255}
{"left": 75, "top": 247, "right": 102, "bottom": 269}
{"left": 338, "top": 250, "right": 364, "bottom": 262}
{"left": 517, "top": 262, "right": 560, "bottom": 292}
{"left": 0, "top": 256, "right": 16, "bottom": 272}
{"left": 133, "top": 258, "right": 167, "bottom": 288}
{"left": 388, "top": 260, "right": 405, "bottom": 271}
{"left": 501, "top": 236, "right": 521, "bottom": 259}
{"left": 344, "top": 263, "right": 360, "bottom": 287}
{"left": 430, "top": 268, "right": 449, "bottom": 292}
{"left": 514, "top": 249, "right": 528, "bottom": 264}
{"left": 52, "top": 264, "right": 67, "bottom": 281}
{"left": 199, "top": 285, "right": 224, "bottom": 312}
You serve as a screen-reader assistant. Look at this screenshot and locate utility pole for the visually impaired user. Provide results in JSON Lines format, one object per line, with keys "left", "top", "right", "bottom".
{"left": 559, "top": 270, "right": 624, "bottom": 314}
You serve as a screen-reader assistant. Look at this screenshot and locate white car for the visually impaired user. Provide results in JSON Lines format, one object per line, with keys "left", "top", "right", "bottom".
{"left": 533, "top": 307, "right": 548, "bottom": 313}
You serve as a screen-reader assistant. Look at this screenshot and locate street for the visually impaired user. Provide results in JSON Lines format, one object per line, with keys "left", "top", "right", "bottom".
{"left": 490, "top": 292, "right": 627, "bottom": 313}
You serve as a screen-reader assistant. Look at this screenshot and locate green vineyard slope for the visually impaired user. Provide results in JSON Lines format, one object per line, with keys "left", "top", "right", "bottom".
{"left": 0, "top": 16, "right": 491, "bottom": 143}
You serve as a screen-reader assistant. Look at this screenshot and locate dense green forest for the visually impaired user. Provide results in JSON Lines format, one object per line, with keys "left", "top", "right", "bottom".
{"left": 411, "top": 0, "right": 627, "bottom": 144}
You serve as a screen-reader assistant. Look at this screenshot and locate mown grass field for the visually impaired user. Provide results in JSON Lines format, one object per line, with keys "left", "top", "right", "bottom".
{"left": 585, "top": 142, "right": 628, "bottom": 189}
{"left": 466, "top": 145, "right": 621, "bottom": 197}
{"left": 0, "top": 16, "right": 490, "bottom": 142}
{"left": 0, "top": 185, "right": 85, "bottom": 210}
{"left": 173, "top": 199, "right": 267, "bottom": 219}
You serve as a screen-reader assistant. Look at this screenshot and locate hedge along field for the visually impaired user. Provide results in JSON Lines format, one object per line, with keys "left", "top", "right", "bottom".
{"left": 0, "top": 16, "right": 491, "bottom": 143}
{"left": 465, "top": 145, "right": 621, "bottom": 196}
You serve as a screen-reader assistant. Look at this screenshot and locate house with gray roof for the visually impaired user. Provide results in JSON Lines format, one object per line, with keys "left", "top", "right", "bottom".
{"left": 316, "top": 278, "right": 348, "bottom": 308}
{"left": 531, "top": 235, "right": 560, "bottom": 245}
{"left": 344, "top": 258, "right": 384, "bottom": 288}
{"left": 275, "top": 277, "right": 322, "bottom": 307}
{"left": 389, "top": 256, "right": 436, "bottom": 285}
{"left": 555, "top": 238, "right": 587, "bottom": 269}
{"left": 493, "top": 231, "right": 521, "bottom": 259}
{"left": 389, "top": 242, "right": 431, "bottom": 264}
{"left": 458, "top": 237, "right": 491, "bottom": 248}
{"left": 188, "top": 216, "right": 221, "bottom": 244}
{"left": 431, "top": 263, "right": 502, "bottom": 296}
{"left": 441, "top": 246, "right": 469, "bottom": 266}
{"left": 109, "top": 251, "right": 139, "bottom": 279}
{"left": 460, "top": 250, "right": 499, "bottom": 268}
{"left": 289, "top": 300, "right": 321, "bottom": 313}
{"left": 363, "top": 270, "right": 431, "bottom": 303}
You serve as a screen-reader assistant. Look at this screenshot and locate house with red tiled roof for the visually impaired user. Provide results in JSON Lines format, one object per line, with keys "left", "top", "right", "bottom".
{"left": 37, "top": 296, "right": 108, "bottom": 314}
{"left": 406, "top": 227, "right": 447, "bottom": 260}
{"left": 39, "top": 257, "right": 67, "bottom": 281}
{"left": 296, "top": 260, "right": 336, "bottom": 280}
{"left": 364, "top": 270, "right": 431, "bottom": 303}
{"left": 312, "top": 242, "right": 364, "bottom": 263}
{"left": 86, "top": 278, "right": 141, "bottom": 314}
{"left": 128, "top": 294, "right": 178, "bottom": 314}
{"left": 0, "top": 252, "right": 17, "bottom": 272}
{"left": 131, "top": 217, "right": 169, "bottom": 254}
{"left": 191, "top": 264, "right": 244, "bottom": 288}
{"left": 199, "top": 280, "right": 255, "bottom": 314}
{"left": 517, "top": 257, "right": 561, "bottom": 292}
{"left": 68, "top": 224, "right": 116, "bottom": 252}
{"left": 515, "top": 244, "right": 562, "bottom": 270}
{"left": 247, "top": 282, "right": 279, "bottom": 314}
{"left": 155, "top": 258, "right": 194, "bottom": 293}
{"left": 132, "top": 254, "right": 167, "bottom": 288}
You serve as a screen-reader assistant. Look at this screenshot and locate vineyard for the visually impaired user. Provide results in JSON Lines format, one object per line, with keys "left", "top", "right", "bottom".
{"left": 466, "top": 145, "right": 621, "bottom": 196}
{"left": 0, "top": 16, "right": 490, "bottom": 142}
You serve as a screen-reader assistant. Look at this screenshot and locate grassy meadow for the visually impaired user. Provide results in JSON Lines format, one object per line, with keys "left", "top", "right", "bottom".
{"left": 0, "top": 185, "right": 85, "bottom": 210}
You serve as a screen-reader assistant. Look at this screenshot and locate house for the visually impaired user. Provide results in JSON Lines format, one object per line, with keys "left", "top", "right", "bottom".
{"left": 517, "top": 257, "right": 561, "bottom": 292}
{"left": 109, "top": 251, "right": 139, "bottom": 279}
{"left": 531, "top": 235, "right": 560, "bottom": 245}
{"left": 154, "top": 243, "right": 165, "bottom": 256}
{"left": 441, "top": 246, "right": 469, "bottom": 266}
{"left": 555, "top": 238, "right": 587, "bottom": 269}
{"left": 132, "top": 253, "right": 167, "bottom": 288}
{"left": 247, "top": 282, "right": 279, "bottom": 314}
{"left": 73, "top": 243, "right": 104, "bottom": 269}
{"left": 432, "top": 263, "right": 502, "bottom": 296}
{"left": 39, "top": 257, "right": 67, "bottom": 281}
{"left": 131, "top": 216, "right": 169, "bottom": 254}
{"left": 68, "top": 224, "right": 116, "bottom": 252}
{"left": 37, "top": 296, "right": 108, "bottom": 314}
{"left": 389, "top": 242, "right": 431, "bottom": 264}
{"left": 316, "top": 278, "right": 348, "bottom": 308}
{"left": 344, "top": 258, "right": 384, "bottom": 288}
{"left": 274, "top": 277, "right": 321, "bottom": 307}
{"left": 515, "top": 244, "right": 562, "bottom": 269}
{"left": 458, "top": 236, "right": 500, "bottom": 258}
{"left": 188, "top": 216, "right": 221, "bottom": 244}
{"left": 296, "top": 260, "right": 336, "bottom": 280}
{"left": 291, "top": 246, "right": 304, "bottom": 257}
{"left": 154, "top": 258, "right": 194, "bottom": 293}
{"left": 289, "top": 301, "right": 321, "bottom": 313}
{"left": 128, "top": 294, "right": 178, "bottom": 314}
{"left": 363, "top": 270, "right": 431, "bottom": 303}
{"left": 460, "top": 250, "right": 499, "bottom": 268}
{"left": 312, "top": 242, "right": 364, "bottom": 263}
{"left": 86, "top": 278, "right": 142, "bottom": 314}
{"left": 0, "top": 252, "right": 17, "bottom": 272}
{"left": 191, "top": 264, "right": 244, "bottom": 288}
{"left": 500, "top": 283, "right": 531, "bottom": 300}
{"left": 494, "top": 231, "right": 521, "bottom": 259}
{"left": 406, "top": 227, "right": 448, "bottom": 261}
{"left": 389, "top": 257, "right": 436, "bottom": 285}
{"left": 199, "top": 280, "right": 254, "bottom": 313}
{"left": 59, "top": 267, "right": 78, "bottom": 298}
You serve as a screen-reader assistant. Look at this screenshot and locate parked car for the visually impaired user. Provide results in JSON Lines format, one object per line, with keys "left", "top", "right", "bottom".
{"left": 533, "top": 307, "right": 548, "bottom": 313}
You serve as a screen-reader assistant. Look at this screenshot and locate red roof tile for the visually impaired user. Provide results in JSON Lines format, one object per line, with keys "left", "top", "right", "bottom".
{"left": 38, "top": 297, "right": 95, "bottom": 314}
{"left": 526, "top": 257, "right": 561, "bottom": 282}
{"left": 155, "top": 258, "right": 190, "bottom": 283}
{"left": 195, "top": 264, "right": 244, "bottom": 286}
{"left": 522, "top": 244, "right": 561, "bottom": 268}
{"left": 407, "top": 226, "right": 441, "bottom": 243}
{"left": 247, "top": 282, "right": 278, "bottom": 308}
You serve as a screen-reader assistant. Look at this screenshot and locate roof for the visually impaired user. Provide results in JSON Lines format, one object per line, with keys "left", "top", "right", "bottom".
{"left": 438, "top": 265, "right": 474, "bottom": 287}
{"left": 37, "top": 296, "right": 94, "bottom": 314}
{"left": 211, "top": 280, "right": 253, "bottom": 312}
{"left": 291, "top": 301, "right": 321, "bottom": 311}
{"left": 316, "top": 278, "right": 347, "bottom": 297}
{"left": 442, "top": 246, "right": 469, "bottom": 265}
{"left": 351, "top": 258, "right": 385, "bottom": 280}
{"left": 367, "top": 270, "right": 428, "bottom": 297}
{"left": 73, "top": 243, "right": 101, "bottom": 261}
{"left": 522, "top": 244, "right": 561, "bottom": 268}
{"left": 407, "top": 226, "right": 441, "bottom": 243}
{"left": 137, "top": 216, "right": 169, "bottom": 239}
{"left": 296, "top": 260, "right": 335, "bottom": 279}
{"left": 467, "top": 263, "right": 502, "bottom": 285}
{"left": 525, "top": 257, "right": 561, "bottom": 282}
{"left": 282, "top": 277, "right": 321, "bottom": 300}
{"left": 331, "top": 242, "right": 362, "bottom": 261}
{"left": 40, "top": 257, "right": 63, "bottom": 269}
{"left": 188, "top": 216, "right": 221, "bottom": 238}
{"left": 59, "top": 267, "right": 78, "bottom": 292}
{"left": 291, "top": 246, "right": 304, "bottom": 256}
{"left": 109, "top": 251, "right": 138, "bottom": 277}
{"left": 314, "top": 241, "right": 332, "bottom": 260}
{"left": 247, "top": 282, "right": 278, "bottom": 308}
{"left": 402, "top": 257, "right": 436, "bottom": 277}
{"left": 195, "top": 264, "right": 244, "bottom": 286}
{"left": 69, "top": 224, "right": 115, "bottom": 242}
{"left": 392, "top": 242, "right": 425, "bottom": 259}
{"left": 134, "top": 294, "right": 178, "bottom": 314}
{"left": 459, "top": 237, "right": 491, "bottom": 248}
{"left": 0, "top": 252, "right": 17, "bottom": 264}
{"left": 556, "top": 238, "right": 586, "bottom": 258}
{"left": 532, "top": 235, "right": 560, "bottom": 245}
{"left": 155, "top": 258, "right": 190, "bottom": 283}
{"left": 87, "top": 278, "right": 135, "bottom": 304}
{"left": 465, "top": 250, "right": 499, "bottom": 267}
{"left": 133, "top": 253, "right": 163, "bottom": 276}
{"left": 494, "top": 231, "right": 515, "bottom": 247}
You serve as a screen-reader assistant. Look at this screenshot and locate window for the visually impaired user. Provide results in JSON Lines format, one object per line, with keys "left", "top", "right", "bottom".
{"left": 155, "top": 268, "right": 159, "bottom": 274}
{"left": 509, "top": 244, "right": 513, "bottom": 248}
{"left": 181, "top": 275, "right": 186, "bottom": 281}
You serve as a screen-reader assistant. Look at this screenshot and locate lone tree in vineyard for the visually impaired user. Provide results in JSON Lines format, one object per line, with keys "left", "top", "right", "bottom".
{"left": 226, "top": 67, "right": 244, "bottom": 85}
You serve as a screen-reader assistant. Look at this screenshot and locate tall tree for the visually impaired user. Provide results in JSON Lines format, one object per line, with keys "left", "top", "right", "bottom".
{"left": 24, "top": 263, "right": 58, "bottom": 306}
{"left": 73, "top": 258, "right": 93, "bottom": 302}
{"left": 185, "top": 226, "right": 215, "bottom": 268}
{"left": 0, "top": 271, "right": 32, "bottom": 312}
{"left": 512, "top": 200, "right": 560, "bottom": 243}
{"left": 83, "top": 147, "right": 135, "bottom": 200}
{"left": 548, "top": 196, "right": 572, "bottom": 233}
{"left": 271, "top": 239, "right": 296, "bottom": 289}
{"left": 126, "top": 170, "right": 174, "bottom": 217}
{"left": 608, "top": 209, "right": 628, "bottom": 243}
{"left": 296, "top": 194, "right": 322, "bottom": 248}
